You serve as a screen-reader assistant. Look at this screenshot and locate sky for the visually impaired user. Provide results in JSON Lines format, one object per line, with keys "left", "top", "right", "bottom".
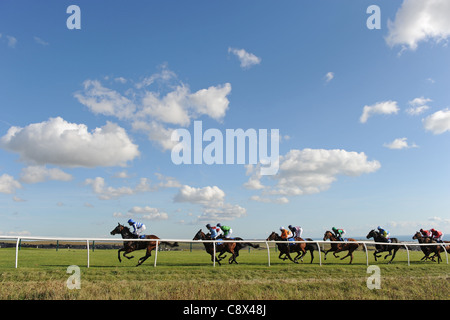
{"left": 0, "top": 0, "right": 449, "bottom": 240}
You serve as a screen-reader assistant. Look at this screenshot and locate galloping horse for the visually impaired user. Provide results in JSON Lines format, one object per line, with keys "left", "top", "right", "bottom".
{"left": 218, "top": 236, "right": 260, "bottom": 263}
{"left": 412, "top": 232, "right": 442, "bottom": 263}
{"left": 266, "top": 232, "right": 306, "bottom": 263}
{"left": 110, "top": 223, "right": 179, "bottom": 266}
{"left": 323, "top": 230, "right": 359, "bottom": 264}
{"left": 366, "top": 229, "right": 400, "bottom": 264}
{"left": 193, "top": 229, "right": 237, "bottom": 265}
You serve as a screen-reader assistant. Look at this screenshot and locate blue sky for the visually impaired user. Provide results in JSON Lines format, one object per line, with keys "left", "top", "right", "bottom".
{"left": 1, "top": 0, "right": 449, "bottom": 240}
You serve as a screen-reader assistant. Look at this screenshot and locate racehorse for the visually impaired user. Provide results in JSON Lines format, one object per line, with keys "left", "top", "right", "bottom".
{"left": 366, "top": 229, "right": 400, "bottom": 264}
{"left": 110, "top": 223, "right": 179, "bottom": 266}
{"left": 266, "top": 232, "right": 306, "bottom": 263}
{"left": 412, "top": 232, "right": 442, "bottom": 263}
{"left": 217, "top": 236, "right": 260, "bottom": 263}
{"left": 323, "top": 230, "right": 359, "bottom": 264}
{"left": 193, "top": 229, "right": 237, "bottom": 265}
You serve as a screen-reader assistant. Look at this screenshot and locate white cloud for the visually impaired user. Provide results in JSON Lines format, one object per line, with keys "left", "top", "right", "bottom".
{"left": 34, "top": 36, "right": 48, "bottom": 46}
{"left": 174, "top": 185, "right": 225, "bottom": 205}
{"left": 20, "top": 166, "right": 73, "bottom": 184}
{"left": 383, "top": 137, "right": 418, "bottom": 149}
{"left": 423, "top": 108, "right": 450, "bottom": 134}
{"left": 245, "top": 148, "right": 380, "bottom": 197}
{"left": 228, "top": 47, "right": 261, "bottom": 69}
{"left": 6, "top": 35, "right": 17, "bottom": 48}
{"left": 74, "top": 68, "right": 232, "bottom": 150}
{"left": 385, "top": 0, "right": 450, "bottom": 51}
{"left": 174, "top": 184, "right": 246, "bottom": 222}
{"left": 406, "top": 96, "right": 431, "bottom": 115}
{"left": 0, "top": 117, "right": 140, "bottom": 167}
{"left": 13, "top": 196, "right": 26, "bottom": 202}
{"left": 250, "top": 195, "right": 289, "bottom": 204}
{"left": 128, "top": 206, "right": 169, "bottom": 220}
{"left": 360, "top": 100, "right": 399, "bottom": 123}
{"left": 85, "top": 177, "right": 150, "bottom": 200}
{"left": 74, "top": 80, "right": 136, "bottom": 120}
{"left": 325, "top": 72, "right": 334, "bottom": 82}
{"left": 0, "top": 174, "right": 22, "bottom": 194}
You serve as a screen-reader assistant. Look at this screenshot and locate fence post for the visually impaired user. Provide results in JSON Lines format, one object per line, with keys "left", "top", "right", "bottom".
{"left": 440, "top": 244, "right": 448, "bottom": 264}
{"left": 403, "top": 244, "right": 410, "bottom": 266}
{"left": 362, "top": 243, "right": 369, "bottom": 266}
{"left": 86, "top": 240, "right": 90, "bottom": 268}
{"left": 213, "top": 240, "right": 216, "bottom": 267}
{"left": 315, "top": 241, "right": 321, "bottom": 266}
{"left": 15, "top": 237, "right": 20, "bottom": 268}
{"left": 154, "top": 240, "right": 159, "bottom": 267}
{"left": 265, "top": 241, "right": 270, "bottom": 267}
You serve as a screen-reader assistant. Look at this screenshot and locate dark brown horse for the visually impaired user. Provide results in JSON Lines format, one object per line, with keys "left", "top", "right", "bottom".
{"left": 412, "top": 231, "right": 442, "bottom": 263}
{"left": 193, "top": 229, "right": 237, "bottom": 265}
{"left": 266, "top": 232, "right": 307, "bottom": 263}
{"left": 110, "top": 223, "right": 178, "bottom": 266}
{"left": 366, "top": 229, "right": 400, "bottom": 264}
{"left": 323, "top": 230, "right": 359, "bottom": 264}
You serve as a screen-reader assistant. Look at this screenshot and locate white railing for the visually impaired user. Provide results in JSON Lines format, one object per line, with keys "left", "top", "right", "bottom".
{"left": 0, "top": 235, "right": 447, "bottom": 268}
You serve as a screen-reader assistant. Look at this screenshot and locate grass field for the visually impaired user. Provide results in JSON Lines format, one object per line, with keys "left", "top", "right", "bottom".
{"left": 0, "top": 244, "right": 449, "bottom": 300}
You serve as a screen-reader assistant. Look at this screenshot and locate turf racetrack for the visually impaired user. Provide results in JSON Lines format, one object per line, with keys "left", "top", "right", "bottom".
{"left": 0, "top": 245, "right": 448, "bottom": 300}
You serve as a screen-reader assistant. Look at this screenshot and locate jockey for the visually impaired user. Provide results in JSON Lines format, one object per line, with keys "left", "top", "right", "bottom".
{"left": 420, "top": 228, "right": 432, "bottom": 238}
{"left": 206, "top": 223, "right": 222, "bottom": 239}
{"left": 217, "top": 223, "right": 233, "bottom": 238}
{"left": 332, "top": 227, "right": 346, "bottom": 241}
{"left": 127, "top": 219, "right": 146, "bottom": 238}
{"left": 377, "top": 226, "right": 391, "bottom": 243}
{"left": 280, "top": 227, "right": 293, "bottom": 240}
{"left": 288, "top": 225, "right": 303, "bottom": 238}
{"left": 430, "top": 228, "right": 444, "bottom": 243}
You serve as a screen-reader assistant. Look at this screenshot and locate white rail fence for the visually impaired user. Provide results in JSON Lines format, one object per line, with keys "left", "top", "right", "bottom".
{"left": 0, "top": 236, "right": 447, "bottom": 268}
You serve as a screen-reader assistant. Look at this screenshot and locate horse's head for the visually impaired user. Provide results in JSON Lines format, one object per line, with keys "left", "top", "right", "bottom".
{"left": 412, "top": 231, "right": 422, "bottom": 240}
{"left": 366, "top": 229, "right": 376, "bottom": 239}
{"left": 266, "top": 231, "right": 278, "bottom": 241}
{"left": 193, "top": 229, "right": 205, "bottom": 240}
{"left": 110, "top": 223, "right": 124, "bottom": 236}
{"left": 323, "top": 230, "right": 333, "bottom": 241}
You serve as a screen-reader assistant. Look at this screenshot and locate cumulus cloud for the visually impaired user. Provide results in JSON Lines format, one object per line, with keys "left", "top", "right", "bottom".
{"left": 385, "top": 0, "right": 450, "bottom": 51}
{"left": 360, "top": 100, "right": 399, "bottom": 123}
{"left": 85, "top": 177, "right": 150, "bottom": 200}
{"left": 245, "top": 148, "right": 380, "bottom": 199}
{"left": 174, "top": 184, "right": 246, "bottom": 222}
{"left": 74, "top": 67, "right": 232, "bottom": 150}
{"left": 228, "top": 47, "right": 261, "bottom": 69}
{"left": 0, "top": 117, "right": 139, "bottom": 167}
{"left": 74, "top": 80, "right": 136, "bottom": 120}
{"left": 325, "top": 72, "right": 334, "bottom": 82}
{"left": 406, "top": 97, "right": 432, "bottom": 115}
{"left": 423, "top": 108, "right": 450, "bottom": 134}
{"left": 0, "top": 174, "right": 22, "bottom": 194}
{"left": 174, "top": 185, "right": 225, "bottom": 205}
{"left": 383, "top": 137, "right": 418, "bottom": 149}
{"left": 20, "top": 166, "right": 73, "bottom": 184}
{"left": 127, "top": 206, "right": 169, "bottom": 220}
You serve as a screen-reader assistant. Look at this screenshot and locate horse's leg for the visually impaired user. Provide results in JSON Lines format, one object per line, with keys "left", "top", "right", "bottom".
{"left": 123, "top": 249, "right": 135, "bottom": 260}
{"left": 310, "top": 250, "right": 314, "bottom": 264}
{"left": 388, "top": 248, "right": 399, "bottom": 264}
{"left": 117, "top": 248, "right": 124, "bottom": 262}
{"left": 136, "top": 246, "right": 153, "bottom": 266}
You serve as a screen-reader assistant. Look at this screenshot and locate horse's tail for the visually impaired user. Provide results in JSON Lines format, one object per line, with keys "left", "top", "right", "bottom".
{"left": 234, "top": 238, "right": 260, "bottom": 249}
{"left": 305, "top": 238, "right": 318, "bottom": 251}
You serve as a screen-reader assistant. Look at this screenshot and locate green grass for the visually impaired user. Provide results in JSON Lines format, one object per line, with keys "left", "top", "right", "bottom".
{"left": 0, "top": 245, "right": 449, "bottom": 300}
